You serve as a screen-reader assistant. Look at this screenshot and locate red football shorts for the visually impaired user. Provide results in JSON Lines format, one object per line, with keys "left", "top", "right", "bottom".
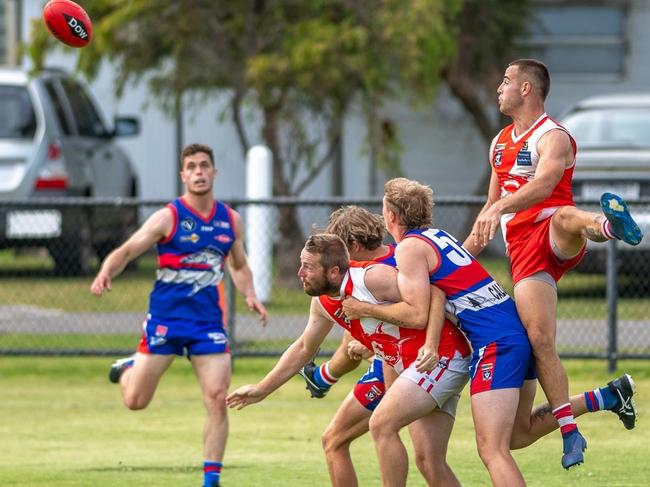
{"left": 507, "top": 216, "right": 586, "bottom": 284}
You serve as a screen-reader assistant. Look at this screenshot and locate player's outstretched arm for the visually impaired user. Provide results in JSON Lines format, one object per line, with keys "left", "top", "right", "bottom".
{"left": 226, "top": 297, "right": 334, "bottom": 409}
{"left": 226, "top": 210, "right": 268, "bottom": 326}
{"left": 465, "top": 168, "right": 500, "bottom": 256}
{"left": 90, "top": 207, "right": 172, "bottom": 296}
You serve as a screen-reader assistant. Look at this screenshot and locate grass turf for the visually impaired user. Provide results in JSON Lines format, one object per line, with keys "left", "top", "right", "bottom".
{"left": 0, "top": 357, "right": 647, "bottom": 486}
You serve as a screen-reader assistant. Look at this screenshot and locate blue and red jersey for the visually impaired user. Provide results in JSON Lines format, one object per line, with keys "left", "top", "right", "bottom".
{"left": 148, "top": 197, "right": 236, "bottom": 324}
{"left": 403, "top": 228, "right": 527, "bottom": 349}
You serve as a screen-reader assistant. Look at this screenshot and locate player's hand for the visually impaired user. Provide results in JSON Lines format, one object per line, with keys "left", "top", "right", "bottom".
{"left": 90, "top": 273, "right": 112, "bottom": 296}
{"left": 347, "top": 340, "right": 372, "bottom": 361}
{"left": 246, "top": 296, "right": 268, "bottom": 327}
{"left": 226, "top": 384, "right": 267, "bottom": 410}
{"left": 341, "top": 296, "right": 366, "bottom": 320}
{"left": 472, "top": 203, "right": 502, "bottom": 248}
{"left": 415, "top": 345, "right": 439, "bottom": 373}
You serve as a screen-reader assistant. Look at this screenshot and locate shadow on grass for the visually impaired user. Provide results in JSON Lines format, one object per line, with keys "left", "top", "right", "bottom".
{"left": 80, "top": 464, "right": 251, "bottom": 473}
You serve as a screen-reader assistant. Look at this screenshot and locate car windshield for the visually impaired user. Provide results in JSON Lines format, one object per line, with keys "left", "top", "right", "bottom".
{"left": 0, "top": 85, "right": 37, "bottom": 139}
{"left": 561, "top": 107, "right": 650, "bottom": 149}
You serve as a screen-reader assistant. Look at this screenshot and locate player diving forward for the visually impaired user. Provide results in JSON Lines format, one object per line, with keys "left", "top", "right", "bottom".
{"left": 227, "top": 233, "right": 472, "bottom": 487}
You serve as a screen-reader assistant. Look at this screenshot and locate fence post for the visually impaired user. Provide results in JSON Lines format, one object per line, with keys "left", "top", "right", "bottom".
{"left": 246, "top": 145, "right": 273, "bottom": 303}
{"left": 606, "top": 238, "right": 618, "bottom": 372}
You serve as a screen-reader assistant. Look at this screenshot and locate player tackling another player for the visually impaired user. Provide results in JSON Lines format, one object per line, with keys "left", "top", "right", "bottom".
{"left": 91, "top": 144, "right": 267, "bottom": 487}
{"left": 340, "top": 177, "right": 638, "bottom": 486}
{"left": 227, "top": 231, "right": 473, "bottom": 487}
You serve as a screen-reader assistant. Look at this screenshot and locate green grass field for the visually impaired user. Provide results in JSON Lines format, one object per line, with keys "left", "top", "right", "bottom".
{"left": 0, "top": 357, "right": 648, "bottom": 486}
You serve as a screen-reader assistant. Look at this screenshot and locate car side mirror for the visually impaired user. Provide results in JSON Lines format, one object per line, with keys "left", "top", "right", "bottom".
{"left": 113, "top": 116, "right": 140, "bottom": 137}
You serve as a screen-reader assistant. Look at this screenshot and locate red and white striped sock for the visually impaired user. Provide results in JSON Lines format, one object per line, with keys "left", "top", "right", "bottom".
{"left": 318, "top": 362, "right": 339, "bottom": 386}
{"left": 552, "top": 403, "right": 578, "bottom": 437}
{"left": 600, "top": 219, "right": 616, "bottom": 240}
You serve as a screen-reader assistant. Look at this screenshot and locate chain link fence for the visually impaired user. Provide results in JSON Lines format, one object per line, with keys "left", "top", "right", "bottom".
{"left": 0, "top": 197, "right": 648, "bottom": 369}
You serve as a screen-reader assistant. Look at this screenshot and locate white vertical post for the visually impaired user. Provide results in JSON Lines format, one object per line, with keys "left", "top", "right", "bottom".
{"left": 246, "top": 145, "right": 273, "bottom": 303}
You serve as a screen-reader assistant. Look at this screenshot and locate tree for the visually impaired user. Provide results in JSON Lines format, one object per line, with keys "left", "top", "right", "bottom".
{"left": 442, "top": 0, "right": 532, "bottom": 193}
{"left": 30, "top": 0, "right": 529, "bottom": 277}
{"left": 30, "top": 0, "right": 464, "bottom": 280}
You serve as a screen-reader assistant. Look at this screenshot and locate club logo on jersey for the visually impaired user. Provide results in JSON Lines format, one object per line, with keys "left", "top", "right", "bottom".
{"left": 180, "top": 233, "right": 200, "bottom": 243}
{"left": 215, "top": 234, "right": 233, "bottom": 244}
{"left": 181, "top": 217, "right": 196, "bottom": 232}
{"left": 368, "top": 331, "right": 412, "bottom": 367}
{"left": 494, "top": 143, "right": 506, "bottom": 167}
{"left": 334, "top": 308, "right": 351, "bottom": 325}
{"left": 516, "top": 141, "right": 532, "bottom": 166}
{"left": 156, "top": 247, "right": 226, "bottom": 295}
{"left": 481, "top": 362, "right": 493, "bottom": 381}
{"left": 155, "top": 324, "right": 168, "bottom": 336}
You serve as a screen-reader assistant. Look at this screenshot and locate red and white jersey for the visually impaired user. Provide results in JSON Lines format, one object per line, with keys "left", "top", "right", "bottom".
{"left": 491, "top": 113, "right": 577, "bottom": 246}
{"left": 318, "top": 261, "right": 470, "bottom": 374}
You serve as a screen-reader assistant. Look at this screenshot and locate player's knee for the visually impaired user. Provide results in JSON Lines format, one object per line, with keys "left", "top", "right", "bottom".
{"left": 476, "top": 435, "right": 509, "bottom": 466}
{"left": 553, "top": 207, "right": 571, "bottom": 230}
{"left": 122, "top": 392, "right": 150, "bottom": 410}
{"left": 414, "top": 450, "right": 433, "bottom": 477}
{"left": 321, "top": 427, "right": 346, "bottom": 455}
{"left": 368, "top": 413, "right": 393, "bottom": 441}
{"left": 526, "top": 327, "right": 556, "bottom": 355}
{"left": 203, "top": 386, "right": 228, "bottom": 412}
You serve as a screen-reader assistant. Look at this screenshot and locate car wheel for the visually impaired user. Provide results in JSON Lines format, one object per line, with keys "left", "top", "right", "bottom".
{"left": 48, "top": 209, "right": 93, "bottom": 276}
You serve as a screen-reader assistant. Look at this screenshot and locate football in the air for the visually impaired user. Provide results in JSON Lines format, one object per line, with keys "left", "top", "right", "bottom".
{"left": 42, "top": 0, "right": 93, "bottom": 48}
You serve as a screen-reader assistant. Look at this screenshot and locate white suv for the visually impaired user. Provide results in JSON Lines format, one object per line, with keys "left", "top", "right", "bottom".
{"left": 0, "top": 67, "right": 139, "bottom": 274}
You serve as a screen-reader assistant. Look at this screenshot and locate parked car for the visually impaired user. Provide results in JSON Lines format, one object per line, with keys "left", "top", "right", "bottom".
{"left": 0, "top": 67, "right": 140, "bottom": 275}
{"left": 558, "top": 92, "right": 650, "bottom": 273}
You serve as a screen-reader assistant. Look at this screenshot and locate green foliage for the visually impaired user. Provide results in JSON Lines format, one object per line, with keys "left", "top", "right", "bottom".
{"left": 28, "top": 0, "right": 470, "bottom": 193}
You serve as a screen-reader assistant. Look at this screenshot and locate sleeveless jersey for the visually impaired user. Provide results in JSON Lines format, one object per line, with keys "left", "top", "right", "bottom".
{"left": 404, "top": 228, "right": 526, "bottom": 349}
{"left": 491, "top": 113, "right": 577, "bottom": 245}
{"left": 149, "top": 197, "right": 236, "bottom": 323}
{"left": 318, "top": 259, "right": 470, "bottom": 374}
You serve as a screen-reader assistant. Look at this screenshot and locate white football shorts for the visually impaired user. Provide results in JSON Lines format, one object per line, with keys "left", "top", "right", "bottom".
{"left": 400, "top": 354, "right": 470, "bottom": 418}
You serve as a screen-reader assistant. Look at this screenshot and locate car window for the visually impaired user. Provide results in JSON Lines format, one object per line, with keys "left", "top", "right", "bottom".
{"left": 60, "top": 79, "right": 108, "bottom": 137}
{"left": 562, "top": 108, "right": 650, "bottom": 149}
{"left": 44, "top": 81, "right": 72, "bottom": 135}
{"left": 0, "top": 85, "right": 36, "bottom": 139}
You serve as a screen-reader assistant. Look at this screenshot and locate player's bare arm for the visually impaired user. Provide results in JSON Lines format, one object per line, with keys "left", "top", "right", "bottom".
{"left": 226, "top": 297, "right": 334, "bottom": 409}
{"left": 415, "top": 285, "right": 447, "bottom": 373}
{"left": 90, "top": 207, "right": 173, "bottom": 296}
{"left": 473, "top": 129, "right": 573, "bottom": 246}
{"left": 341, "top": 239, "right": 432, "bottom": 329}
{"left": 465, "top": 164, "right": 500, "bottom": 254}
{"left": 226, "top": 209, "right": 268, "bottom": 325}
